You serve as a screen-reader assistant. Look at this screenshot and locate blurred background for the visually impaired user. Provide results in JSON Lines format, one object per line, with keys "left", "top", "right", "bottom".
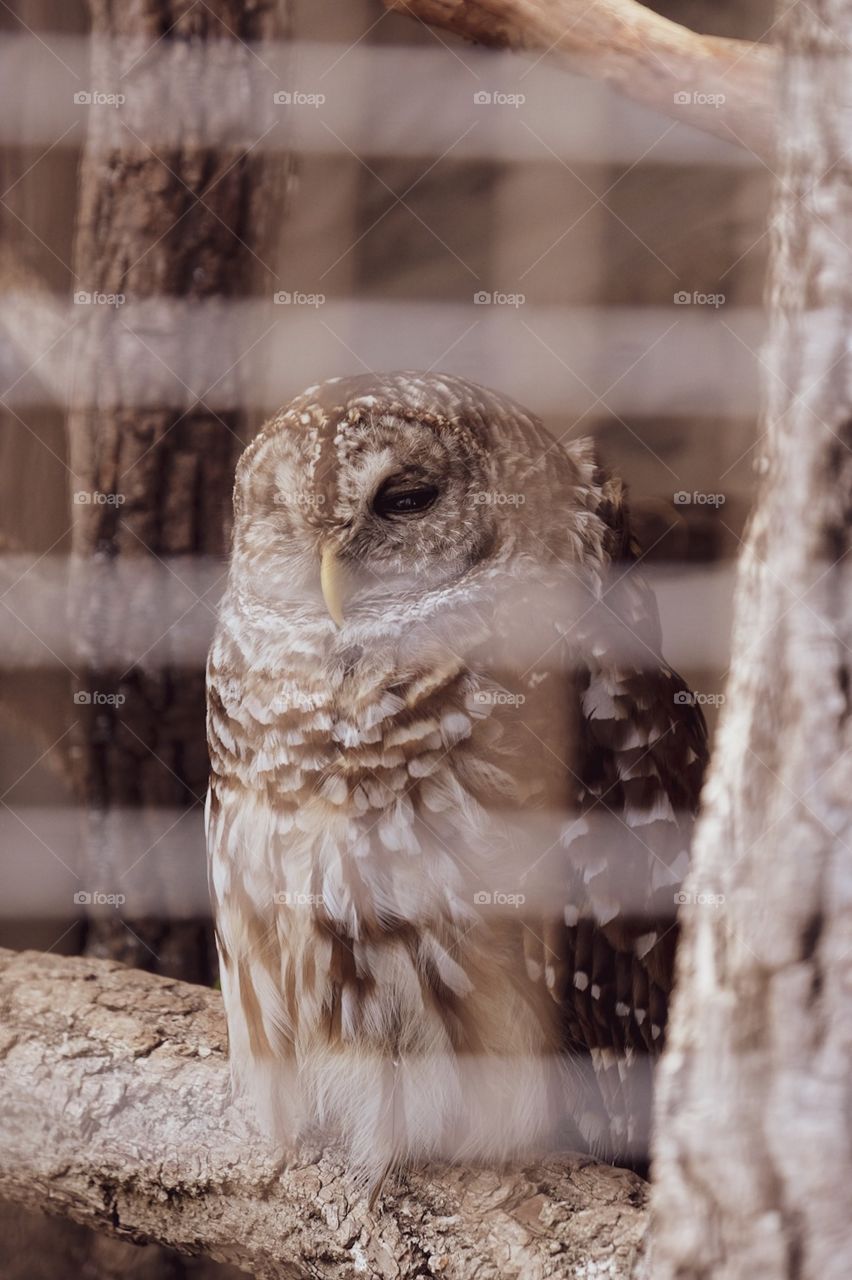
{"left": 0, "top": 0, "right": 771, "bottom": 1273}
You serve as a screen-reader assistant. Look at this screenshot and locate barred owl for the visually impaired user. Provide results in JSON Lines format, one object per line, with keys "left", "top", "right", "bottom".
{"left": 206, "top": 371, "right": 707, "bottom": 1194}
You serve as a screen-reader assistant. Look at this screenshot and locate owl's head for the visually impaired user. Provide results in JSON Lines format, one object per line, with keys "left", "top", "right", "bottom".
{"left": 229, "top": 372, "right": 605, "bottom": 632}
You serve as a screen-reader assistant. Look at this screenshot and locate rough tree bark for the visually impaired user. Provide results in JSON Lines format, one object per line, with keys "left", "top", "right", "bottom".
{"left": 651, "top": 0, "right": 852, "bottom": 1276}
{"left": 0, "top": 948, "right": 649, "bottom": 1279}
{"left": 382, "top": 0, "right": 778, "bottom": 157}
{"left": 0, "top": 0, "right": 87, "bottom": 806}
{"left": 68, "top": 0, "right": 287, "bottom": 980}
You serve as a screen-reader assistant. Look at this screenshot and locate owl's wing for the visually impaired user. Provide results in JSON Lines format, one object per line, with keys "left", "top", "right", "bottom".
{"left": 522, "top": 477, "right": 709, "bottom": 1162}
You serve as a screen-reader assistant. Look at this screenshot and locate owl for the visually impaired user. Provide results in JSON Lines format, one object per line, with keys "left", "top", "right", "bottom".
{"left": 206, "top": 371, "right": 707, "bottom": 1195}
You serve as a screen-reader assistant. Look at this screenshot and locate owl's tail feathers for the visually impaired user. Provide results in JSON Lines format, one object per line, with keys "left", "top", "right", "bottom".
{"left": 367, "top": 1159, "right": 393, "bottom": 1211}
{"left": 558, "top": 1038, "right": 655, "bottom": 1168}
{"left": 228, "top": 1051, "right": 303, "bottom": 1148}
{"left": 340, "top": 1055, "right": 412, "bottom": 1208}
{"left": 373, "top": 1054, "right": 404, "bottom": 1181}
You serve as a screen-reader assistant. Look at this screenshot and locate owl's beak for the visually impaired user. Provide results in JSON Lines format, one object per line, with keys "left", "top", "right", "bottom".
{"left": 320, "top": 545, "right": 346, "bottom": 628}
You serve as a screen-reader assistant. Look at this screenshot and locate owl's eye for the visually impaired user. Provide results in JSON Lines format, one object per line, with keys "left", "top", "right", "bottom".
{"left": 373, "top": 481, "right": 439, "bottom": 518}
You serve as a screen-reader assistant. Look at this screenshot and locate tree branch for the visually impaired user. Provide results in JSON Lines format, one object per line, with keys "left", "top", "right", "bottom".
{"left": 0, "top": 245, "right": 70, "bottom": 403}
{"left": 383, "top": 0, "right": 778, "bottom": 158}
{"left": 0, "top": 947, "right": 648, "bottom": 1278}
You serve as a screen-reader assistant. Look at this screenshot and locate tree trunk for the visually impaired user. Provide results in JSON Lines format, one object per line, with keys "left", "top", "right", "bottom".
{"left": 0, "top": 947, "right": 650, "bottom": 1279}
{"left": 651, "top": 0, "right": 852, "bottom": 1275}
{"left": 68, "top": 0, "right": 288, "bottom": 981}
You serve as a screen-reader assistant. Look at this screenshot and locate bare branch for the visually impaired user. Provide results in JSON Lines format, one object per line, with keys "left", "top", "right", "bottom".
{"left": 0, "top": 947, "right": 648, "bottom": 1278}
{"left": 383, "top": 0, "right": 778, "bottom": 158}
{"left": 0, "top": 245, "right": 69, "bottom": 403}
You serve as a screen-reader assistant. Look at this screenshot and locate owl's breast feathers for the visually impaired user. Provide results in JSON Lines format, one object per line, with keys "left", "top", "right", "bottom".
{"left": 207, "top": 621, "right": 578, "bottom": 1173}
{"left": 208, "top": 575, "right": 706, "bottom": 1167}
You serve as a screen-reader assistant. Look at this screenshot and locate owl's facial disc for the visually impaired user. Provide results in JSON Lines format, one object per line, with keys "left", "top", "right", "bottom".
{"left": 236, "top": 408, "right": 497, "bottom": 627}
{"left": 318, "top": 474, "right": 444, "bottom": 626}
{"left": 297, "top": 415, "right": 492, "bottom": 626}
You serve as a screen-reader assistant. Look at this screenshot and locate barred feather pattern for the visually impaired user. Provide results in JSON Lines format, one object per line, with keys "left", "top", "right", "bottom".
{"left": 206, "top": 371, "right": 707, "bottom": 1192}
